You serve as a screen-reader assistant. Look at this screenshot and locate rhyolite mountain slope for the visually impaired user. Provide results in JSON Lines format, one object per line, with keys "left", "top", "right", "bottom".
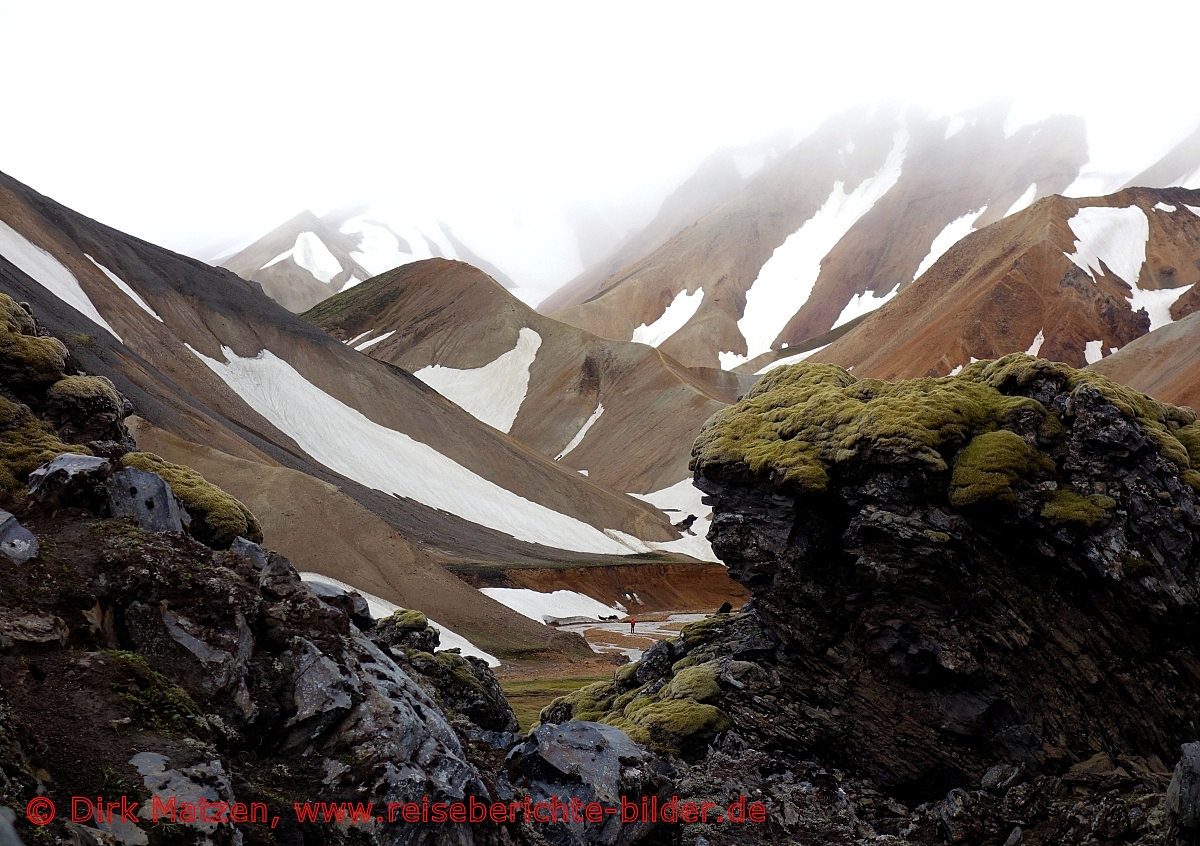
{"left": 538, "top": 144, "right": 765, "bottom": 315}
{"left": 0, "top": 168, "right": 709, "bottom": 658}
{"left": 546, "top": 103, "right": 1087, "bottom": 370}
{"left": 221, "top": 205, "right": 515, "bottom": 313}
{"left": 1090, "top": 308, "right": 1200, "bottom": 411}
{"left": 802, "top": 187, "right": 1200, "bottom": 379}
{"left": 303, "top": 258, "right": 744, "bottom": 495}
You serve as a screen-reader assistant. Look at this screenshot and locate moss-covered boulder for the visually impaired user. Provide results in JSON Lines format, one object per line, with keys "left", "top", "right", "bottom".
{"left": 0, "top": 293, "right": 68, "bottom": 386}
{"left": 0, "top": 396, "right": 90, "bottom": 492}
{"left": 374, "top": 608, "right": 439, "bottom": 653}
{"left": 44, "top": 374, "right": 126, "bottom": 443}
{"left": 119, "top": 452, "right": 262, "bottom": 548}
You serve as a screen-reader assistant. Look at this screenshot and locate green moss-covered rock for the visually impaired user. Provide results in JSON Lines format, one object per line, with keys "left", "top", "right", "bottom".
{"left": 663, "top": 662, "right": 721, "bottom": 703}
{"left": 614, "top": 660, "right": 641, "bottom": 686}
{"left": 541, "top": 680, "right": 618, "bottom": 724}
{"left": 0, "top": 293, "right": 68, "bottom": 385}
{"left": 119, "top": 452, "right": 262, "bottom": 548}
{"left": 693, "top": 354, "right": 1199, "bottom": 500}
{"left": 616, "top": 698, "right": 731, "bottom": 752}
{"left": 0, "top": 396, "right": 90, "bottom": 492}
{"left": 44, "top": 374, "right": 125, "bottom": 442}
{"left": 1040, "top": 490, "right": 1115, "bottom": 528}
{"left": 949, "top": 430, "right": 1055, "bottom": 508}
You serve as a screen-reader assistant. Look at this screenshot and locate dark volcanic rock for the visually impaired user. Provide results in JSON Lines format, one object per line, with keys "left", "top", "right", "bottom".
{"left": 690, "top": 356, "right": 1200, "bottom": 799}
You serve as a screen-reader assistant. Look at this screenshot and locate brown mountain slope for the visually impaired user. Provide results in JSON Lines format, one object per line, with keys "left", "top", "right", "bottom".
{"left": 0, "top": 170, "right": 706, "bottom": 657}
{"left": 303, "top": 258, "right": 744, "bottom": 495}
{"left": 1124, "top": 120, "right": 1200, "bottom": 190}
{"left": 539, "top": 147, "right": 751, "bottom": 314}
{"left": 1088, "top": 308, "right": 1200, "bottom": 410}
{"left": 549, "top": 103, "right": 1086, "bottom": 369}
{"left": 221, "top": 209, "right": 369, "bottom": 312}
{"left": 808, "top": 188, "right": 1200, "bottom": 379}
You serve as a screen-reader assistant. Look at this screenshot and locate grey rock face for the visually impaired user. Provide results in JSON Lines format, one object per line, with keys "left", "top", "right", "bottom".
{"left": 0, "top": 510, "right": 38, "bottom": 564}
{"left": 1167, "top": 742, "right": 1200, "bottom": 829}
{"left": 505, "top": 721, "right": 674, "bottom": 846}
{"left": 105, "top": 468, "right": 183, "bottom": 533}
{"left": 27, "top": 453, "right": 110, "bottom": 509}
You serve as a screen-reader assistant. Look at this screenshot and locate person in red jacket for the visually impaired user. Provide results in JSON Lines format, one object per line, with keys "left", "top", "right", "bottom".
{"left": 629, "top": 619, "right": 636, "bottom": 633}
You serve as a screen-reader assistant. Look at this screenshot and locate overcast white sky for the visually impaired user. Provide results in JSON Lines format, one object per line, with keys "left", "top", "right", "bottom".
{"left": 1, "top": 0, "right": 1198, "bottom": 302}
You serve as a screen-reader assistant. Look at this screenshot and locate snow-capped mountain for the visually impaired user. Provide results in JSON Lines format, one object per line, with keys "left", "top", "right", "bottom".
{"left": 544, "top": 103, "right": 1088, "bottom": 370}
{"left": 0, "top": 168, "right": 711, "bottom": 656}
{"left": 796, "top": 187, "right": 1200, "bottom": 378}
{"left": 303, "top": 257, "right": 751, "bottom": 561}
{"left": 221, "top": 205, "right": 515, "bottom": 313}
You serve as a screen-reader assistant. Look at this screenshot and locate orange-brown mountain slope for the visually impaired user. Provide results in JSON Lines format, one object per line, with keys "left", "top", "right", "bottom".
{"left": 303, "top": 258, "right": 745, "bottom": 496}
{"left": 547, "top": 103, "right": 1086, "bottom": 370}
{"left": 804, "top": 188, "right": 1200, "bottom": 379}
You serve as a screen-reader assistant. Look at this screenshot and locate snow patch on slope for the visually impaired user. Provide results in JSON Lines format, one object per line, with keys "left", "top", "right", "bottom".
{"left": 755, "top": 344, "right": 830, "bottom": 374}
{"left": 832, "top": 288, "right": 897, "bottom": 329}
{"left": 263, "top": 232, "right": 343, "bottom": 284}
{"left": 1154, "top": 202, "right": 1177, "bottom": 213}
{"left": 1003, "top": 184, "right": 1038, "bottom": 218}
{"left": 913, "top": 206, "right": 988, "bottom": 281}
{"left": 341, "top": 212, "right": 457, "bottom": 277}
{"left": 627, "top": 478, "right": 719, "bottom": 563}
{"left": 0, "top": 220, "right": 120, "bottom": 340}
{"left": 730, "top": 128, "right": 908, "bottom": 366}
{"left": 1064, "top": 206, "right": 1149, "bottom": 286}
{"left": 1187, "top": 205, "right": 1200, "bottom": 218}
{"left": 85, "top": 255, "right": 162, "bottom": 322}
{"left": 300, "top": 572, "right": 498, "bottom": 666}
{"left": 1129, "top": 284, "right": 1194, "bottom": 332}
{"left": 1084, "top": 341, "right": 1105, "bottom": 364}
{"left": 355, "top": 330, "right": 395, "bottom": 351}
{"left": 479, "top": 588, "right": 624, "bottom": 625}
{"left": 413, "top": 328, "right": 541, "bottom": 433}
{"left": 631, "top": 288, "right": 703, "bottom": 347}
{"left": 556, "top": 402, "right": 604, "bottom": 460}
{"left": 188, "top": 345, "right": 635, "bottom": 555}
{"left": 1026, "top": 329, "right": 1045, "bottom": 357}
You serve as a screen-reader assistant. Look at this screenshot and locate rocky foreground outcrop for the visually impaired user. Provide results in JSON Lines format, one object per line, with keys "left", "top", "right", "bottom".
{"left": 546, "top": 355, "right": 1200, "bottom": 844}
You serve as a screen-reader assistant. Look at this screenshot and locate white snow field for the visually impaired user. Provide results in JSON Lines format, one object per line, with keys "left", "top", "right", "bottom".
{"left": 755, "top": 344, "right": 830, "bottom": 374}
{"left": 263, "top": 232, "right": 343, "bottom": 284}
{"left": 189, "top": 345, "right": 639, "bottom": 556}
{"left": 355, "top": 330, "right": 395, "bottom": 351}
{"left": 631, "top": 287, "right": 704, "bottom": 347}
{"left": 1003, "top": 184, "right": 1038, "bottom": 219}
{"left": 1084, "top": 340, "right": 1105, "bottom": 364}
{"left": 0, "top": 220, "right": 120, "bottom": 340}
{"left": 1064, "top": 205, "right": 1148, "bottom": 287}
{"left": 728, "top": 128, "right": 908, "bottom": 367}
{"left": 340, "top": 212, "right": 457, "bottom": 277}
{"left": 832, "top": 287, "right": 897, "bottom": 329}
{"left": 85, "top": 254, "right": 162, "bottom": 322}
{"left": 299, "top": 572, "right": 498, "bottom": 666}
{"left": 1186, "top": 206, "right": 1200, "bottom": 218}
{"left": 413, "top": 328, "right": 541, "bottom": 433}
{"left": 913, "top": 206, "right": 988, "bottom": 281}
{"left": 1064, "top": 205, "right": 1190, "bottom": 331}
{"left": 341, "top": 275, "right": 364, "bottom": 291}
{"left": 555, "top": 402, "right": 604, "bottom": 460}
{"left": 1026, "top": 329, "right": 1045, "bottom": 357}
{"left": 479, "top": 587, "right": 625, "bottom": 625}
{"left": 627, "top": 478, "right": 720, "bottom": 563}
{"left": 1154, "top": 203, "right": 1177, "bottom": 213}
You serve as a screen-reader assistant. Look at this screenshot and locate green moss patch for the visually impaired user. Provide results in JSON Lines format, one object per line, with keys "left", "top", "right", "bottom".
{"left": 0, "top": 396, "right": 89, "bottom": 492}
{"left": 1040, "top": 490, "right": 1115, "bottom": 529}
{"left": 949, "top": 430, "right": 1055, "bottom": 508}
{"left": 663, "top": 662, "right": 721, "bottom": 703}
{"left": 120, "top": 452, "right": 262, "bottom": 548}
{"left": 0, "top": 294, "right": 68, "bottom": 384}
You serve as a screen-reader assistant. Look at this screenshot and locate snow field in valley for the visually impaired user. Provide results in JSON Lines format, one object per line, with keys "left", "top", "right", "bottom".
{"left": 413, "top": 328, "right": 541, "bottom": 433}
{"left": 724, "top": 128, "right": 908, "bottom": 369}
{"left": 85, "top": 255, "right": 162, "bottom": 322}
{"left": 188, "top": 344, "right": 641, "bottom": 555}
{"left": 300, "top": 572, "right": 498, "bottom": 665}
{"left": 263, "top": 232, "right": 343, "bottom": 284}
{"left": 631, "top": 287, "right": 704, "bottom": 347}
{"left": 0, "top": 219, "right": 120, "bottom": 340}
{"left": 626, "top": 478, "right": 720, "bottom": 563}
{"left": 1064, "top": 205, "right": 1192, "bottom": 331}
{"left": 479, "top": 587, "right": 625, "bottom": 625}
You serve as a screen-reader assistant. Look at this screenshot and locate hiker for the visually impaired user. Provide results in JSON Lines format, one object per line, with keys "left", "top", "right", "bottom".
{"left": 630, "top": 619, "right": 636, "bottom": 633}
